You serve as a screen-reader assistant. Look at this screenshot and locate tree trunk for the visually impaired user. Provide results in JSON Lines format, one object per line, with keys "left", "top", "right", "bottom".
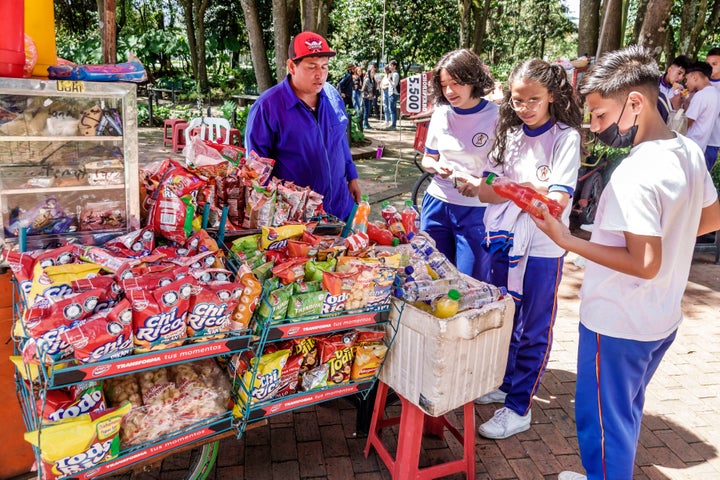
{"left": 637, "top": 0, "right": 673, "bottom": 57}
{"left": 240, "top": 0, "right": 274, "bottom": 92}
{"left": 630, "top": 0, "right": 649, "bottom": 44}
{"left": 597, "top": 0, "right": 623, "bottom": 57}
{"left": 273, "top": 0, "right": 291, "bottom": 80}
{"left": 578, "top": 0, "right": 600, "bottom": 57}
{"left": 301, "top": 0, "right": 317, "bottom": 31}
{"left": 315, "top": 0, "right": 331, "bottom": 35}
{"left": 179, "top": 1, "right": 198, "bottom": 89}
{"left": 471, "top": 0, "right": 492, "bottom": 56}
{"left": 691, "top": 0, "right": 720, "bottom": 56}
{"left": 103, "top": 0, "right": 117, "bottom": 64}
{"left": 194, "top": 0, "right": 210, "bottom": 93}
{"left": 458, "top": 0, "right": 471, "bottom": 49}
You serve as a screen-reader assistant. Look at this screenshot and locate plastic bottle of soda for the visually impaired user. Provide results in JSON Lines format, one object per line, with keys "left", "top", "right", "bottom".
{"left": 381, "top": 200, "right": 408, "bottom": 242}
{"left": 486, "top": 173, "right": 564, "bottom": 219}
{"left": 368, "top": 221, "right": 399, "bottom": 246}
{"left": 432, "top": 289, "right": 461, "bottom": 318}
{"left": 401, "top": 200, "right": 418, "bottom": 235}
{"left": 458, "top": 283, "right": 507, "bottom": 311}
{"left": 352, "top": 194, "right": 371, "bottom": 233}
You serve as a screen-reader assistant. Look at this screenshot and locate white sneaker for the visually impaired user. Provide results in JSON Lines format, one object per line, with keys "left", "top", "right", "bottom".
{"left": 474, "top": 389, "right": 507, "bottom": 404}
{"left": 477, "top": 407, "right": 531, "bottom": 439}
{"left": 558, "top": 472, "right": 587, "bottom": 480}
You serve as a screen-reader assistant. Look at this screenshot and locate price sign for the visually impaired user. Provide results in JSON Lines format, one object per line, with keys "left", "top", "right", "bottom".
{"left": 400, "top": 72, "right": 433, "bottom": 116}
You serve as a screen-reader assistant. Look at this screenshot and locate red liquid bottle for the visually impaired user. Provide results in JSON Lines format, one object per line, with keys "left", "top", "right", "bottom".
{"left": 486, "top": 173, "right": 564, "bottom": 219}
{"left": 401, "top": 200, "right": 418, "bottom": 235}
{"left": 380, "top": 200, "right": 407, "bottom": 242}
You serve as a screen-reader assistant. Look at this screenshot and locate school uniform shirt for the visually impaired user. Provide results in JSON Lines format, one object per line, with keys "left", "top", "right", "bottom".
{"left": 244, "top": 77, "right": 358, "bottom": 220}
{"left": 659, "top": 76, "right": 679, "bottom": 107}
{"left": 711, "top": 78, "right": 720, "bottom": 93}
{"left": 580, "top": 134, "right": 717, "bottom": 341}
{"left": 484, "top": 120, "right": 581, "bottom": 258}
{"left": 685, "top": 85, "right": 720, "bottom": 151}
{"left": 424, "top": 100, "right": 498, "bottom": 207}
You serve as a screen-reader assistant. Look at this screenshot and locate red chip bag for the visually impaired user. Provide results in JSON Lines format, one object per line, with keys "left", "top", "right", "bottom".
{"left": 318, "top": 331, "right": 357, "bottom": 385}
{"left": 63, "top": 298, "right": 134, "bottom": 363}
{"left": 127, "top": 276, "right": 193, "bottom": 353}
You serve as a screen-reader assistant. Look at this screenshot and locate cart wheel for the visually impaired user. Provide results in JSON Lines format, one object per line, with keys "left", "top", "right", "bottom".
{"left": 411, "top": 172, "right": 432, "bottom": 213}
{"left": 578, "top": 171, "right": 603, "bottom": 225}
{"left": 185, "top": 440, "right": 219, "bottom": 480}
{"left": 102, "top": 441, "right": 219, "bottom": 480}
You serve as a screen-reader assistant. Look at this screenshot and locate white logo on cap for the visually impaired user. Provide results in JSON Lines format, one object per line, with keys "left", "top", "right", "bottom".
{"left": 305, "top": 39, "right": 324, "bottom": 52}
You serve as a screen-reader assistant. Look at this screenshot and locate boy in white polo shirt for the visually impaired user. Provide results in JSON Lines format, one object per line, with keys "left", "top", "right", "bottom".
{"left": 533, "top": 45, "right": 720, "bottom": 480}
{"left": 684, "top": 61, "right": 720, "bottom": 170}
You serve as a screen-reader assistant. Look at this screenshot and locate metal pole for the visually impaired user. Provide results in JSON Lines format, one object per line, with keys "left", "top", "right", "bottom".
{"left": 381, "top": 0, "right": 386, "bottom": 64}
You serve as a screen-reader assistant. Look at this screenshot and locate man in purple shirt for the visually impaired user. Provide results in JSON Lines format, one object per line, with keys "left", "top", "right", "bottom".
{"left": 244, "top": 31, "right": 362, "bottom": 220}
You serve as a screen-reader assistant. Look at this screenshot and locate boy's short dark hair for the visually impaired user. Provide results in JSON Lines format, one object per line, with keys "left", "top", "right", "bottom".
{"left": 707, "top": 47, "right": 720, "bottom": 57}
{"left": 389, "top": 60, "right": 397, "bottom": 67}
{"left": 670, "top": 55, "right": 691, "bottom": 70}
{"left": 685, "top": 61, "right": 712, "bottom": 79}
{"left": 579, "top": 45, "right": 661, "bottom": 101}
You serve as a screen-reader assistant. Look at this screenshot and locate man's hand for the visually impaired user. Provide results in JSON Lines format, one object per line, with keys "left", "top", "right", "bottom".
{"left": 348, "top": 178, "right": 362, "bottom": 203}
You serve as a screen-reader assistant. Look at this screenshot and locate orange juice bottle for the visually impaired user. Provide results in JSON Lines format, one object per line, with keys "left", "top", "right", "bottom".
{"left": 352, "top": 195, "right": 371, "bottom": 233}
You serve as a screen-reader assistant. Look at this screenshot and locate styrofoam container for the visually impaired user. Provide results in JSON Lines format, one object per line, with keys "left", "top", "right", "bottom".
{"left": 380, "top": 294, "right": 514, "bottom": 417}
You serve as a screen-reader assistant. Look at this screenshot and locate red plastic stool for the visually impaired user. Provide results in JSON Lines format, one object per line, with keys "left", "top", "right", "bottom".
{"left": 172, "top": 122, "right": 189, "bottom": 153}
{"left": 364, "top": 381, "right": 476, "bottom": 480}
{"left": 163, "top": 119, "right": 187, "bottom": 148}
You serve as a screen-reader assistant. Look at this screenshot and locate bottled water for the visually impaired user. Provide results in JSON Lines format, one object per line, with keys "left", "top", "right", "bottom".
{"left": 459, "top": 283, "right": 507, "bottom": 311}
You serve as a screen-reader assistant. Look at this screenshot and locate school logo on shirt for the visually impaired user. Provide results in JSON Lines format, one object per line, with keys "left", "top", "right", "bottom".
{"left": 472, "top": 132, "right": 489, "bottom": 147}
{"left": 536, "top": 165, "right": 551, "bottom": 181}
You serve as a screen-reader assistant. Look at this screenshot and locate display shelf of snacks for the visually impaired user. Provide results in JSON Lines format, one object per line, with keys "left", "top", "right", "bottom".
{"left": 6, "top": 227, "right": 258, "bottom": 479}
{"left": 0, "top": 78, "right": 140, "bottom": 251}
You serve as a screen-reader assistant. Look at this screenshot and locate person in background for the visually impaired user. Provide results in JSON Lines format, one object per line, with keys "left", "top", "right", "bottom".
{"left": 386, "top": 60, "right": 401, "bottom": 130}
{"left": 705, "top": 47, "right": 720, "bottom": 91}
{"left": 352, "top": 65, "right": 364, "bottom": 114}
{"left": 244, "top": 31, "right": 361, "bottom": 221}
{"left": 659, "top": 55, "right": 690, "bottom": 110}
{"left": 337, "top": 63, "right": 355, "bottom": 110}
{"left": 682, "top": 61, "right": 720, "bottom": 170}
{"left": 464, "top": 58, "right": 582, "bottom": 440}
{"left": 417, "top": 49, "right": 498, "bottom": 280}
{"left": 532, "top": 44, "right": 720, "bottom": 480}
{"left": 361, "top": 64, "right": 378, "bottom": 129}
{"left": 380, "top": 65, "right": 392, "bottom": 126}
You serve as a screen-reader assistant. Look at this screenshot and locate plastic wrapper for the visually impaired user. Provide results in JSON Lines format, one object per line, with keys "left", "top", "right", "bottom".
{"left": 127, "top": 276, "right": 192, "bottom": 353}
{"left": 318, "top": 331, "right": 357, "bottom": 385}
{"left": 5, "top": 197, "right": 76, "bottom": 237}
{"left": 37, "top": 381, "right": 106, "bottom": 424}
{"left": 24, "top": 402, "right": 131, "bottom": 480}
{"left": 104, "top": 362, "right": 230, "bottom": 447}
{"left": 80, "top": 200, "right": 126, "bottom": 231}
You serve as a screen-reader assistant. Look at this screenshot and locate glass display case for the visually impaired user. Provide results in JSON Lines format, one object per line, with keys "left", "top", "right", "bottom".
{"left": 0, "top": 78, "right": 140, "bottom": 250}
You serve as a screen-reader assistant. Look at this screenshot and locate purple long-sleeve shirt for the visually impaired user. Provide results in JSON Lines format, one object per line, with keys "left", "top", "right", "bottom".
{"left": 244, "top": 76, "right": 358, "bottom": 220}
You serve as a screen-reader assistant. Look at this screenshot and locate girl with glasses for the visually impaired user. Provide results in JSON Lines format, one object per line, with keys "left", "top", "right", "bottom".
{"left": 459, "top": 58, "right": 583, "bottom": 439}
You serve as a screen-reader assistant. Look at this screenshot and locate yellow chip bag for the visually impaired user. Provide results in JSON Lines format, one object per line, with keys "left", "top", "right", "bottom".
{"left": 24, "top": 401, "right": 131, "bottom": 479}
{"left": 260, "top": 224, "right": 306, "bottom": 250}
{"left": 234, "top": 349, "right": 290, "bottom": 415}
{"left": 28, "top": 262, "right": 102, "bottom": 307}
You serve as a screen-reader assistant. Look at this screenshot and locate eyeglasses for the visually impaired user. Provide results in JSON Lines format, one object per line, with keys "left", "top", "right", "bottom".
{"left": 510, "top": 97, "right": 546, "bottom": 112}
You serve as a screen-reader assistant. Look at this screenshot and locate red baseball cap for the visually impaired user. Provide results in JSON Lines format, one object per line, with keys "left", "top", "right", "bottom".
{"left": 288, "top": 31, "right": 336, "bottom": 61}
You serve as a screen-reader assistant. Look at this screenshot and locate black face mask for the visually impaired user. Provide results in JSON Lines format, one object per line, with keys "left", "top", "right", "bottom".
{"left": 596, "top": 97, "right": 638, "bottom": 148}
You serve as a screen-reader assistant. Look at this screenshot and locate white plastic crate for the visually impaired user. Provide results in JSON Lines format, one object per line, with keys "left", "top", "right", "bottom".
{"left": 380, "top": 294, "right": 514, "bottom": 417}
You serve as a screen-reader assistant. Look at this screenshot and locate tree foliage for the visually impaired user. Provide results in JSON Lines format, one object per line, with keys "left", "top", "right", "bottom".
{"left": 52, "top": 0, "right": 720, "bottom": 96}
